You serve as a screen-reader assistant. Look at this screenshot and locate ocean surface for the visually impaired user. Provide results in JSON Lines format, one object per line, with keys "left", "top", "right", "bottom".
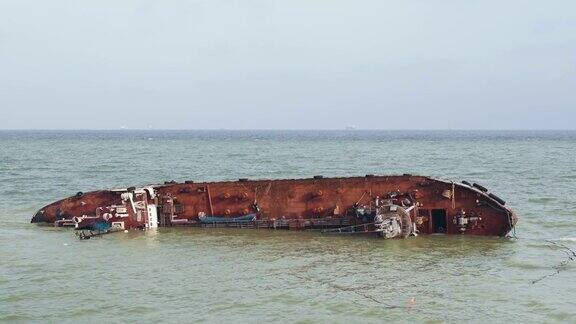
{"left": 1, "top": 130, "right": 575, "bottom": 323}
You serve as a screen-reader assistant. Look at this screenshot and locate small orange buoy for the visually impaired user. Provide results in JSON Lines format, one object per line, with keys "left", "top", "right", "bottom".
{"left": 406, "top": 297, "right": 416, "bottom": 309}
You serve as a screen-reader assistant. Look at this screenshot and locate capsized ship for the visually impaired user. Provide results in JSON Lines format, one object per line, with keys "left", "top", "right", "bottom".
{"left": 31, "top": 175, "right": 518, "bottom": 238}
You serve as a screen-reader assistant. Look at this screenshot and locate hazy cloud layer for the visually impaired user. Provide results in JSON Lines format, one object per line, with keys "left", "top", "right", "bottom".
{"left": 1, "top": 0, "right": 575, "bottom": 129}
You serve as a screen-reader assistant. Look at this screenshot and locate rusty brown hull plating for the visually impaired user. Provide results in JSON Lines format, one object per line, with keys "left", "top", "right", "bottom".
{"left": 31, "top": 175, "right": 517, "bottom": 237}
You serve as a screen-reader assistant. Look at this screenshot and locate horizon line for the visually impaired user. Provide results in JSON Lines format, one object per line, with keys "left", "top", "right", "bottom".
{"left": 1, "top": 128, "right": 576, "bottom": 132}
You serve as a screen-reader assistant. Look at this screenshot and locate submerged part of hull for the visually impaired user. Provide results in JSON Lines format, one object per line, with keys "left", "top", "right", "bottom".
{"left": 32, "top": 175, "right": 518, "bottom": 237}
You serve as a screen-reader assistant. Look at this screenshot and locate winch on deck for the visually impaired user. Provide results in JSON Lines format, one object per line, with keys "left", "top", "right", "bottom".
{"left": 323, "top": 195, "right": 417, "bottom": 239}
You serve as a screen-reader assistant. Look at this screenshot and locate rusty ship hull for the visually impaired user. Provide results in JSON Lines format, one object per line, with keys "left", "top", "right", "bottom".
{"left": 31, "top": 175, "right": 518, "bottom": 238}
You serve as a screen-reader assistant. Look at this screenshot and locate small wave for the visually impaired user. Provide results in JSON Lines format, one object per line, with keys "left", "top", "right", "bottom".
{"left": 527, "top": 197, "right": 556, "bottom": 203}
{"left": 555, "top": 237, "right": 576, "bottom": 242}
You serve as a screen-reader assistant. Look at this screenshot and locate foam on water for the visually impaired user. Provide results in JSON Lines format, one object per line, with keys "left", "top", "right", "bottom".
{"left": 556, "top": 237, "right": 576, "bottom": 242}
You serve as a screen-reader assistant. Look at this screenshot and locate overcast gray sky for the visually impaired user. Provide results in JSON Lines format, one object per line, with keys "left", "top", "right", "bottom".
{"left": 0, "top": 0, "right": 575, "bottom": 130}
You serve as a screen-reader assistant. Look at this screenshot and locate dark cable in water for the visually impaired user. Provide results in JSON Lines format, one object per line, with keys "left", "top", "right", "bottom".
{"left": 289, "top": 272, "right": 445, "bottom": 317}
{"left": 531, "top": 240, "right": 576, "bottom": 284}
{"left": 290, "top": 272, "right": 410, "bottom": 310}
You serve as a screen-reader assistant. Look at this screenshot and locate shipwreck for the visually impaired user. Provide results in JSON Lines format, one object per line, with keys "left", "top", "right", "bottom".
{"left": 31, "top": 175, "right": 517, "bottom": 239}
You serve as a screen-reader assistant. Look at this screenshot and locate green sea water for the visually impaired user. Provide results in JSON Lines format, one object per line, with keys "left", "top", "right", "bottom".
{"left": 1, "top": 130, "right": 575, "bottom": 323}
